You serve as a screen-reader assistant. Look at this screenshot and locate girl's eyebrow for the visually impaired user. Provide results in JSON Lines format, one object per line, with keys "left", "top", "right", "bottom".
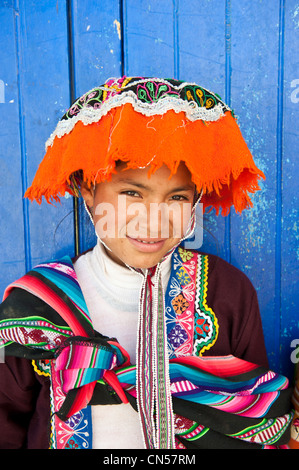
{"left": 116, "top": 178, "right": 195, "bottom": 193}
{"left": 169, "top": 185, "right": 195, "bottom": 193}
{"left": 116, "top": 178, "right": 150, "bottom": 190}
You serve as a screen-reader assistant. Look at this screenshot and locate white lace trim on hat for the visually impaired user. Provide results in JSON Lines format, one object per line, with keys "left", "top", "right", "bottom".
{"left": 45, "top": 91, "right": 229, "bottom": 149}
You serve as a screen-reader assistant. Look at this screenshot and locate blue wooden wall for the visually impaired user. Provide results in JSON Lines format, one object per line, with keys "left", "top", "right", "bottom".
{"left": 0, "top": 0, "right": 298, "bottom": 379}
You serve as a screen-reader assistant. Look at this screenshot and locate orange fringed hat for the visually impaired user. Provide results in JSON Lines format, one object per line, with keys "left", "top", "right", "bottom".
{"left": 25, "top": 76, "right": 265, "bottom": 215}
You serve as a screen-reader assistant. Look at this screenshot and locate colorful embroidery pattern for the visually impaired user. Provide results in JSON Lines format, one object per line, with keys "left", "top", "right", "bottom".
{"left": 49, "top": 359, "right": 92, "bottom": 449}
{"left": 165, "top": 247, "right": 219, "bottom": 358}
{"left": 0, "top": 316, "right": 71, "bottom": 350}
{"left": 193, "top": 254, "right": 219, "bottom": 356}
{"left": 61, "top": 77, "right": 228, "bottom": 123}
{"left": 32, "top": 358, "right": 92, "bottom": 449}
{"left": 43, "top": 77, "right": 231, "bottom": 153}
{"left": 228, "top": 415, "right": 291, "bottom": 446}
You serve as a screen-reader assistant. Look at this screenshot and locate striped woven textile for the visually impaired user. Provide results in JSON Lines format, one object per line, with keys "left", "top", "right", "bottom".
{"left": 112, "top": 357, "right": 293, "bottom": 447}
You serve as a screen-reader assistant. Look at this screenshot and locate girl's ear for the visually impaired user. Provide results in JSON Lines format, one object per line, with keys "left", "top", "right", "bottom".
{"left": 80, "top": 182, "right": 95, "bottom": 210}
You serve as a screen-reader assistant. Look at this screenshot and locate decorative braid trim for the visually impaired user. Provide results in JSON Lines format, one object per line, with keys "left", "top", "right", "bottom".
{"left": 193, "top": 255, "right": 219, "bottom": 356}
{"left": 32, "top": 359, "right": 51, "bottom": 377}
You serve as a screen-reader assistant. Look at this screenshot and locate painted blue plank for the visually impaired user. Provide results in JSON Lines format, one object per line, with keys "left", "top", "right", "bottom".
{"left": 0, "top": 4, "right": 26, "bottom": 297}
{"left": 280, "top": 0, "right": 299, "bottom": 379}
{"left": 275, "top": 0, "right": 285, "bottom": 375}
{"left": 71, "top": 0, "right": 123, "bottom": 96}
{"left": 70, "top": 0, "right": 123, "bottom": 253}
{"left": 229, "top": 1, "right": 281, "bottom": 372}
{"left": 16, "top": 0, "right": 74, "bottom": 267}
{"left": 124, "top": 0, "right": 176, "bottom": 77}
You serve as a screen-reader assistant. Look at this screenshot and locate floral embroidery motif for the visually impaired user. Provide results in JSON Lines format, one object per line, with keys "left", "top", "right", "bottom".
{"left": 48, "top": 359, "right": 92, "bottom": 449}
{"left": 171, "top": 294, "right": 189, "bottom": 315}
{"left": 168, "top": 324, "right": 188, "bottom": 348}
{"left": 165, "top": 247, "right": 219, "bottom": 358}
{"left": 195, "top": 317, "right": 211, "bottom": 336}
{"left": 60, "top": 77, "right": 227, "bottom": 123}
{"left": 176, "top": 267, "right": 191, "bottom": 286}
{"left": 177, "top": 247, "right": 194, "bottom": 263}
{"left": 56, "top": 411, "right": 91, "bottom": 449}
{"left": 136, "top": 80, "right": 180, "bottom": 103}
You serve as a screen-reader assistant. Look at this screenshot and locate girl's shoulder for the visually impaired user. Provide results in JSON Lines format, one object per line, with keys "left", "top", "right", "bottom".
{"left": 175, "top": 246, "right": 256, "bottom": 294}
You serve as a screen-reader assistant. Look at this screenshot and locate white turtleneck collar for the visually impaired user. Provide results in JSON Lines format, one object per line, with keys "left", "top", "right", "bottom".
{"left": 94, "top": 239, "right": 172, "bottom": 285}
{"left": 74, "top": 239, "right": 172, "bottom": 312}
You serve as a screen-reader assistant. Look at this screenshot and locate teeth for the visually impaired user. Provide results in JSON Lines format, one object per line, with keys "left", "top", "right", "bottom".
{"left": 139, "top": 240, "right": 158, "bottom": 244}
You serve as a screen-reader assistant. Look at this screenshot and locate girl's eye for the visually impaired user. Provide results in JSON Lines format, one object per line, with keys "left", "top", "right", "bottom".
{"left": 171, "top": 194, "right": 189, "bottom": 201}
{"left": 121, "top": 190, "right": 140, "bottom": 197}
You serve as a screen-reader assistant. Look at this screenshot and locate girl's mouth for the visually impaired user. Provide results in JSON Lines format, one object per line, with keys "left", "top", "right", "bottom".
{"left": 126, "top": 236, "right": 166, "bottom": 252}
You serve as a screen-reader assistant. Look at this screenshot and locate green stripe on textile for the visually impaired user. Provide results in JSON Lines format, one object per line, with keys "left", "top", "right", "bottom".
{"left": 187, "top": 427, "right": 209, "bottom": 441}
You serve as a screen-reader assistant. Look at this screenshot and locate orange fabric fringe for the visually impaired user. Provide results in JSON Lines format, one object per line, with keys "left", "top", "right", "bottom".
{"left": 24, "top": 103, "right": 265, "bottom": 215}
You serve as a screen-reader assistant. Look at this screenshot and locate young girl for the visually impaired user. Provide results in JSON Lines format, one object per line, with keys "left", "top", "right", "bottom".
{"left": 0, "top": 77, "right": 294, "bottom": 449}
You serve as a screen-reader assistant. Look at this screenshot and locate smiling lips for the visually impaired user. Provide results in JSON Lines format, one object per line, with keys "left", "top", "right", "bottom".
{"left": 126, "top": 236, "right": 166, "bottom": 252}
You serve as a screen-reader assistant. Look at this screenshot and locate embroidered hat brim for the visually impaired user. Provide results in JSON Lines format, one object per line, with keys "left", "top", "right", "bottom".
{"left": 24, "top": 76, "right": 265, "bottom": 215}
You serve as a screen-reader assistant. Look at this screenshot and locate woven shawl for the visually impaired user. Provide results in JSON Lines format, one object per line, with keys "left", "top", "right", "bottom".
{"left": 0, "top": 251, "right": 293, "bottom": 449}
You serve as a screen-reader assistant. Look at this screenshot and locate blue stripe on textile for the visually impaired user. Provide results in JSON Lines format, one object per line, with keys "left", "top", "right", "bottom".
{"left": 254, "top": 375, "right": 288, "bottom": 393}
{"left": 115, "top": 363, "right": 286, "bottom": 396}
{"left": 115, "top": 366, "right": 280, "bottom": 418}
{"left": 116, "top": 368, "right": 136, "bottom": 385}
{"left": 167, "top": 363, "right": 265, "bottom": 393}
{"left": 33, "top": 257, "right": 91, "bottom": 321}
{"left": 171, "top": 389, "right": 231, "bottom": 405}
{"left": 169, "top": 389, "right": 279, "bottom": 418}
{"left": 93, "top": 348, "right": 114, "bottom": 369}
{"left": 80, "top": 368, "right": 102, "bottom": 385}
{"left": 81, "top": 366, "right": 113, "bottom": 385}
{"left": 110, "top": 344, "right": 126, "bottom": 364}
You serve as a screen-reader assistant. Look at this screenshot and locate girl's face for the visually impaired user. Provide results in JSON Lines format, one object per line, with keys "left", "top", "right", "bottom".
{"left": 81, "top": 162, "right": 195, "bottom": 269}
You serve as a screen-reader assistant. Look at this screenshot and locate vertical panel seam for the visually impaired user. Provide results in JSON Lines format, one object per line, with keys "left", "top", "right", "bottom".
{"left": 225, "top": 0, "right": 231, "bottom": 263}
{"left": 67, "top": 0, "right": 76, "bottom": 103}
{"left": 276, "top": 0, "right": 285, "bottom": 372}
{"left": 120, "top": 0, "right": 126, "bottom": 75}
{"left": 13, "top": 0, "right": 32, "bottom": 272}
{"left": 66, "top": 0, "right": 80, "bottom": 257}
{"left": 173, "top": 0, "right": 179, "bottom": 79}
